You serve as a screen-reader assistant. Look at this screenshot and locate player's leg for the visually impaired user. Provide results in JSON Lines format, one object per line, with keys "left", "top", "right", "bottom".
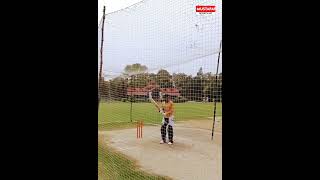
{"left": 168, "top": 116, "right": 174, "bottom": 144}
{"left": 160, "top": 118, "right": 169, "bottom": 143}
{"left": 168, "top": 125, "right": 173, "bottom": 144}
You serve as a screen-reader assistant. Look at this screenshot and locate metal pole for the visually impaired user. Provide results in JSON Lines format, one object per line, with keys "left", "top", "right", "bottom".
{"left": 98, "top": 6, "right": 106, "bottom": 112}
{"left": 130, "top": 75, "right": 133, "bottom": 122}
{"left": 212, "top": 40, "right": 222, "bottom": 140}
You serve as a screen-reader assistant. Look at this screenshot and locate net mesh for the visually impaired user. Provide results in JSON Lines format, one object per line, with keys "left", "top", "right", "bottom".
{"left": 98, "top": 0, "right": 222, "bottom": 179}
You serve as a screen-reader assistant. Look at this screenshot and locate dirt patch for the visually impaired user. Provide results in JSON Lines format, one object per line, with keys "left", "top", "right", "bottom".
{"left": 99, "top": 120, "right": 222, "bottom": 180}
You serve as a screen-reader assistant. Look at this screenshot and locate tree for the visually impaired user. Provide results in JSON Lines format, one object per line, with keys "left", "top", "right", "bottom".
{"left": 148, "top": 73, "right": 157, "bottom": 83}
{"left": 156, "top": 69, "right": 172, "bottom": 88}
{"left": 197, "top": 67, "right": 203, "bottom": 77}
{"left": 172, "top": 73, "right": 187, "bottom": 89}
{"left": 124, "top": 63, "right": 148, "bottom": 75}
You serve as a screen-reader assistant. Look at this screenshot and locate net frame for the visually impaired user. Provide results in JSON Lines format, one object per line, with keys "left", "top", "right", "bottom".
{"left": 98, "top": 1, "right": 222, "bottom": 179}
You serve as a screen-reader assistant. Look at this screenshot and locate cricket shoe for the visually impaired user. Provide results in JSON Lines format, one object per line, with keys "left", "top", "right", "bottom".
{"left": 160, "top": 140, "right": 165, "bottom": 144}
{"left": 168, "top": 142, "right": 173, "bottom": 145}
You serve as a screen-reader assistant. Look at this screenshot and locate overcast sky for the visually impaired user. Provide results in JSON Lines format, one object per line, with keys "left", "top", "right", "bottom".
{"left": 98, "top": 0, "right": 222, "bottom": 79}
{"left": 98, "top": 0, "right": 143, "bottom": 24}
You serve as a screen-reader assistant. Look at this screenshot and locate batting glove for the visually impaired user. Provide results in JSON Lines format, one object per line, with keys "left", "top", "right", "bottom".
{"left": 159, "top": 110, "right": 166, "bottom": 116}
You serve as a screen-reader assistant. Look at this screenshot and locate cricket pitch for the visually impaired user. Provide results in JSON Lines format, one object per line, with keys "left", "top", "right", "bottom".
{"left": 99, "top": 119, "right": 222, "bottom": 180}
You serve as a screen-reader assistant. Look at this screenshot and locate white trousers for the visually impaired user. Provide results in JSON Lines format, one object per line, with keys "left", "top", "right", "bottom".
{"left": 162, "top": 116, "right": 174, "bottom": 126}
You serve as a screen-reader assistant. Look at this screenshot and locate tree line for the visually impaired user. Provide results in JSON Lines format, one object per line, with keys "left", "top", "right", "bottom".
{"left": 99, "top": 64, "right": 222, "bottom": 103}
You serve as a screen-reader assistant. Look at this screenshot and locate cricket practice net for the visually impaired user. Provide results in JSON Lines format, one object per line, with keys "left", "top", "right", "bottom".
{"left": 98, "top": 0, "right": 222, "bottom": 179}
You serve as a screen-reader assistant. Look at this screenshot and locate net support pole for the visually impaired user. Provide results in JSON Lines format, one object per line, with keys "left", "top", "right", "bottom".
{"left": 130, "top": 100, "right": 133, "bottom": 122}
{"left": 211, "top": 40, "right": 222, "bottom": 140}
{"left": 130, "top": 75, "right": 133, "bottom": 122}
{"left": 98, "top": 6, "right": 106, "bottom": 112}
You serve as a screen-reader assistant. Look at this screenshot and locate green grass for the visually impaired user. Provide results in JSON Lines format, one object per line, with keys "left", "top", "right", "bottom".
{"left": 99, "top": 102, "right": 222, "bottom": 128}
{"left": 98, "top": 141, "right": 171, "bottom": 180}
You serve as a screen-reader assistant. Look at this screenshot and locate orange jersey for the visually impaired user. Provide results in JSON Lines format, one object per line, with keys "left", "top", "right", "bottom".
{"left": 162, "top": 100, "right": 174, "bottom": 118}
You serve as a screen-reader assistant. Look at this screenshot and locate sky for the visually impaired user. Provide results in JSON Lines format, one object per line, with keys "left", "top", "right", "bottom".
{"left": 98, "top": 0, "right": 143, "bottom": 24}
{"left": 98, "top": 0, "right": 222, "bottom": 79}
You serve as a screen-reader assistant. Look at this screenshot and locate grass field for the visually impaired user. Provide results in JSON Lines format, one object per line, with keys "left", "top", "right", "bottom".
{"left": 98, "top": 102, "right": 222, "bottom": 128}
{"left": 98, "top": 139, "right": 170, "bottom": 180}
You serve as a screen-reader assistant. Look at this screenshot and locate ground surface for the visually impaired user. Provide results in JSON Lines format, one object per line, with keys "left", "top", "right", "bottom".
{"left": 98, "top": 139, "right": 170, "bottom": 180}
{"left": 99, "top": 119, "right": 222, "bottom": 180}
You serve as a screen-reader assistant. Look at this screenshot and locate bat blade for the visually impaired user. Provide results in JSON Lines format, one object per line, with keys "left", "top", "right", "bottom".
{"left": 149, "top": 98, "right": 161, "bottom": 111}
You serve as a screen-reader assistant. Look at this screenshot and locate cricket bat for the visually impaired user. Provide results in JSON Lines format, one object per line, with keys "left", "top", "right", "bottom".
{"left": 148, "top": 92, "right": 161, "bottom": 111}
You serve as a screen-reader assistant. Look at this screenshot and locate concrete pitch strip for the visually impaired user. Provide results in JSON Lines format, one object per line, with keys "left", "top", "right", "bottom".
{"left": 98, "top": 119, "right": 222, "bottom": 180}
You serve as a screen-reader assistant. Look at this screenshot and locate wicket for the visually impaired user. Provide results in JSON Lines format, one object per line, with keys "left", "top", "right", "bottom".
{"left": 136, "top": 120, "right": 143, "bottom": 139}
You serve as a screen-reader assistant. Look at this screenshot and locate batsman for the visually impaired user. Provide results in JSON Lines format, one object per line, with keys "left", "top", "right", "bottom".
{"left": 149, "top": 92, "right": 175, "bottom": 145}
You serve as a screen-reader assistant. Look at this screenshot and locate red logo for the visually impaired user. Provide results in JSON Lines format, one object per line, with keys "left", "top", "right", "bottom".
{"left": 196, "top": 5, "right": 216, "bottom": 13}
